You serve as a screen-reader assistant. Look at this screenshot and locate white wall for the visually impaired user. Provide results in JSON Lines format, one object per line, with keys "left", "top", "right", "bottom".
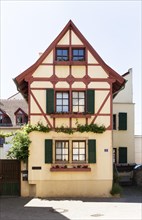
{"left": 113, "top": 68, "right": 133, "bottom": 103}
{"left": 113, "top": 68, "right": 135, "bottom": 164}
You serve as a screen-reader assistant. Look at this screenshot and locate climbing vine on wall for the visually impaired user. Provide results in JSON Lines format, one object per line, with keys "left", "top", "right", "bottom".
{"left": 4, "top": 121, "right": 106, "bottom": 161}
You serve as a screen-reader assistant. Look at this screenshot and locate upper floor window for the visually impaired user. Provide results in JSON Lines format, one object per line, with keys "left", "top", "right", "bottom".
{"left": 46, "top": 89, "right": 95, "bottom": 115}
{"left": 72, "top": 91, "right": 85, "bottom": 113}
{"left": 56, "top": 48, "right": 69, "bottom": 61}
{"left": 55, "top": 48, "right": 85, "bottom": 62}
{"left": 72, "top": 49, "right": 85, "bottom": 61}
{"left": 56, "top": 92, "right": 69, "bottom": 112}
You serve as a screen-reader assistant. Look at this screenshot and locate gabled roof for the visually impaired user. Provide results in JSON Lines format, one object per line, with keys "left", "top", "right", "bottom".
{"left": 14, "top": 20, "right": 126, "bottom": 101}
{"left": 0, "top": 99, "right": 28, "bottom": 126}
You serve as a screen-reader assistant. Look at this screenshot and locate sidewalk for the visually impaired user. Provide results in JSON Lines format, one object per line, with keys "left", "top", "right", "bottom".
{"left": 0, "top": 186, "right": 142, "bottom": 220}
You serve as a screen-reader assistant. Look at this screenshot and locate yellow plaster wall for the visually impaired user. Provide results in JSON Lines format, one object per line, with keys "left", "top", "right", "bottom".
{"left": 26, "top": 130, "right": 112, "bottom": 197}
{"left": 88, "top": 66, "right": 108, "bottom": 78}
{"left": 95, "top": 91, "right": 110, "bottom": 113}
{"left": 88, "top": 51, "right": 98, "bottom": 64}
{"left": 55, "top": 118, "right": 70, "bottom": 127}
{"left": 30, "top": 96, "right": 41, "bottom": 114}
{"left": 71, "top": 66, "right": 86, "bottom": 78}
{"left": 30, "top": 90, "right": 46, "bottom": 113}
{"left": 21, "top": 162, "right": 30, "bottom": 197}
{"left": 94, "top": 116, "right": 110, "bottom": 128}
{"left": 57, "top": 30, "right": 69, "bottom": 45}
{"left": 28, "top": 180, "right": 112, "bottom": 197}
{"left": 100, "top": 97, "right": 110, "bottom": 114}
{"left": 30, "top": 115, "right": 52, "bottom": 126}
{"left": 71, "top": 30, "right": 83, "bottom": 45}
{"left": 72, "top": 118, "right": 86, "bottom": 128}
{"left": 42, "top": 51, "right": 53, "bottom": 64}
{"left": 28, "top": 131, "right": 112, "bottom": 181}
{"left": 32, "top": 65, "right": 53, "bottom": 78}
{"left": 55, "top": 81, "right": 69, "bottom": 88}
{"left": 88, "top": 82, "right": 110, "bottom": 89}
{"left": 31, "top": 81, "right": 53, "bottom": 88}
{"left": 72, "top": 82, "right": 85, "bottom": 88}
{"left": 55, "top": 66, "right": 69, "bottom": 78}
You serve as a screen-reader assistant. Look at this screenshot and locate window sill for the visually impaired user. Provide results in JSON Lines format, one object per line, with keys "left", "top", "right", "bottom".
{"left": 54, "top": 61, "right": 87, "bottom": 65}
{"left": 50, "top": 113, "right": 91, "bottom": 118}
{"left": 50, "top": 168, "right": 91, "bottom": 172}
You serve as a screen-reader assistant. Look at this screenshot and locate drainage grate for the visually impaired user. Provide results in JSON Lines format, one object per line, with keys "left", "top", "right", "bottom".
{"left": 50, "top": 208, "right": 68, "bottom": 214}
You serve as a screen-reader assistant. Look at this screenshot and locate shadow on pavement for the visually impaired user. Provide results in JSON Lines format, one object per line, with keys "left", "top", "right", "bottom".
{"left": 0, "top": 197, "right": 69, "bottom": 220}
{"left": 0, "top": 185, "right": 141, "bottom": 220}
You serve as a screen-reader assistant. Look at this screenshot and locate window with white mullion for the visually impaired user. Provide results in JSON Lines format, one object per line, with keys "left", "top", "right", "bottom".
{"left": 56, "top": 92, "right": 69, "bottom": 112}
{"left": 72, "top": 141, "right": 86, "bottom": 162}
{"left": 55, "top": 141, "right": 69, "bottom": 162}
{"left": 72, "top": 92, "right": 85, "bottom": 113}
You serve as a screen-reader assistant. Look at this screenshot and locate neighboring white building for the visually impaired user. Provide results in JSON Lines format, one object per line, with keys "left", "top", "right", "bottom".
{"left": 0, "top": 96, "right": 28, "bottom": 159}
{"left": 134, "top": 135, "right": 142, "bottom": 164}
{"left": 113, "top": 68, "right": 135, "bottom": 164}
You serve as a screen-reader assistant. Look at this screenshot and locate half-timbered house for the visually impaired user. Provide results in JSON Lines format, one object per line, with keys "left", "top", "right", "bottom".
{"left": 14, "top": 20, "right": 125, "bottom": 197}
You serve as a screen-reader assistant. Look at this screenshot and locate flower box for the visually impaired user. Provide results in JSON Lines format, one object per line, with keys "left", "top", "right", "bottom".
{"left": 50, "top": 167, "right": 91, "bottom": 172}
{"left": 50, "top": 164, "right": 91, "bottom": 172}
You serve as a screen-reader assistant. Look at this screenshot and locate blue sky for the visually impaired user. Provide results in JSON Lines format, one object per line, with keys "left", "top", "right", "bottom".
{"left": 1, "top": 1, "right": 141, "bottom": 134}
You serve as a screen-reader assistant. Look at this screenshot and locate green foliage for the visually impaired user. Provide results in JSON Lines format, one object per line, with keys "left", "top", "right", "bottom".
{"left": 76, "top": 123, "right": 106, "bottom": 133}
{"left": 7, "top": 132, "right": 31, "bottom": 162}
{"left": 113, "top": 164, "right": 120, "bottom": 183}
{"left": 55, "top": 126, "right": 74, "bottom": 134}
{"left": 110, "top": 183, "right": 122, "bottom": 195}
{"left": 6, "top": 121, "right": 105, "bottom": 161}
{"left": 55, "top": 123, "right": 106, "bottom": 135}
{"left": 0, "top": 132, "right": 14, "bottom": 138}
{"left": 22, "top": 122, "right": 50, "bottom": 134}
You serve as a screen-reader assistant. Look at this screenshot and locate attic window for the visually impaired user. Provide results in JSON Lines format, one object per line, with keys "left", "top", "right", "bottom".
{"left": 56, "top": 48, "right": 69, "bottom": 61}
{"left": 0, "top": 111, "right": 3, "bottom": 124}
{"left": 15, "top": 109, "right": 28, "bottom": 125}
{"left": 72, "top": 48, "right": 85, "bottom": 61}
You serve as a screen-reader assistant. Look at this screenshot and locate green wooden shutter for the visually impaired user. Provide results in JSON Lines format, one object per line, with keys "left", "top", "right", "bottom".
{"left": 87, "top": 90, "right": 95, "bottom": 114}
{"left": 88, "top": 139, "right": 96, "bottom": 163}
{"left": 46, "top": 89, "right": 54, "bottom": 114}
{"left": 45, "top": 139, "right": 52, "bottom": 163}
{"left": 119, "top": 147, "right": 127, "bottom": 163}
{"left": 119, "top": 112, "right": 127, "bottom": 130}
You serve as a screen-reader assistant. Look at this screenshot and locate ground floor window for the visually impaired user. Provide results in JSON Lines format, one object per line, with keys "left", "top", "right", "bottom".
{"left": 55, "top": 140, "right": 86, "bottom": 163}
{"left": 72, "top": 141, "right": 86, "bottom": 161}
{"left": 119, "top": 147, "right": 127, "bottom": 163}
{"left": 45, "top": 139, "right": 96, "bottom": 164}
{"left": 55, "top": 141, "right": 69, "bottom": 162}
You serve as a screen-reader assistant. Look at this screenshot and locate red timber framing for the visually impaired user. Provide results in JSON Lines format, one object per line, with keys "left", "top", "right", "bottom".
{"left": 14, "top": 20, "right": 126, "bottom": 130}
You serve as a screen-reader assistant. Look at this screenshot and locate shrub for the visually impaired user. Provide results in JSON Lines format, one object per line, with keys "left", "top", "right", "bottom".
{"left": 110, "top": 183, "right": 122, "bottom": 195}
{"left": 7, "top": 131, "right": 31, "bottom": 162}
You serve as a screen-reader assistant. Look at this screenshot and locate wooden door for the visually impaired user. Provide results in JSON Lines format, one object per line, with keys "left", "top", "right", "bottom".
{"left": 0, "top": 160, "right": 20, "bottom": 196}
